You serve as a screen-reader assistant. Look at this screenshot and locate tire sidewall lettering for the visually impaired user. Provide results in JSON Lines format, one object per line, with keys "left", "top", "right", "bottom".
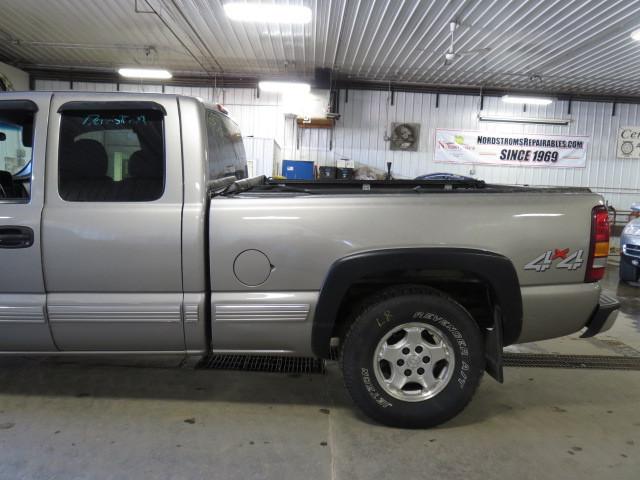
{"left": 360, "top": 367, "right": 393, "bottom": 408}
{"left": 412, "top": 310, "right": 471, "bottom": 390}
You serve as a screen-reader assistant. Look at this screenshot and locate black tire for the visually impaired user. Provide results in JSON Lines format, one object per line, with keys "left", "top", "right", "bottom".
{"left": 341, "top": 286, "right": 485, "bottom": 428}
{"left": 620, "top": 258, "right": 638, "bottom": 283}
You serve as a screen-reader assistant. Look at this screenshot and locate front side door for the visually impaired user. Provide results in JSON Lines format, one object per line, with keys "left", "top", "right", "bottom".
{"left": 0, "top": 93, "right": 55, "bottom": 351}
{"left": 42, "top": 94, "right": 185, "bottom": 351}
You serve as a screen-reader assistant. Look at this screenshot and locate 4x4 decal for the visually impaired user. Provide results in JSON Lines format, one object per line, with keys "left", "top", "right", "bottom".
{"left": 525, "top": 249, "right": 585, "bottom": 272}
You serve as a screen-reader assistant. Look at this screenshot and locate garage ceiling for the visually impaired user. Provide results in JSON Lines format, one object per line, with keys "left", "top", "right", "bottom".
{"left": 3, "top": 0, "right": 640, "bottom": 96}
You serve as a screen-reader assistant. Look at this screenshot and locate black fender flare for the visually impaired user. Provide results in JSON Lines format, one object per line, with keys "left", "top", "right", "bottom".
{"left": 311, "top": 248, "right": 523, "bottom": 358}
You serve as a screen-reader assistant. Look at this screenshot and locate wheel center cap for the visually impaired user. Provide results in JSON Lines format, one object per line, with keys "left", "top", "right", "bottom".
{"left": 406, "top": 354, "right": 420, "bottom": 368}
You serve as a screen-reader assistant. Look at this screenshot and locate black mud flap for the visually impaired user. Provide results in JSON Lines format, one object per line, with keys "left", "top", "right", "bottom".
{"left": 484, "top": 307, "right": 504, "bottom": 383}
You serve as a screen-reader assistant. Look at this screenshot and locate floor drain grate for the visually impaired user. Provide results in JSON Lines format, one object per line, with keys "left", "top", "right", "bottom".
{"left": 504, "top": 353, "right": 640, "bottom": 371}
{"left": 197, "top": 355, "right": 326, "bottom": 374}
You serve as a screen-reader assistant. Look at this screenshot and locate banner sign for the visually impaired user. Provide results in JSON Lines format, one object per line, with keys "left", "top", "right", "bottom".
{"left": 435, "top": 129, "right": 588, "bottom": 168}
{"left": 616, "top": 127, "right": 640, "bottom": 158}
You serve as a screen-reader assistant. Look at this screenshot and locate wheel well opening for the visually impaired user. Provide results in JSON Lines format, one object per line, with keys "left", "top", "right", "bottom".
{"left": 330, "top": 269, "right": 497, "bottom": 345}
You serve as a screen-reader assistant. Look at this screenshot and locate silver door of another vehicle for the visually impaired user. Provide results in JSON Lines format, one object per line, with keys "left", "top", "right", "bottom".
{"left": 0, "top": 93, "right": 55, "bottom": 351}
{"left": 41, "top": 93, "right": 185, "bottom": 352}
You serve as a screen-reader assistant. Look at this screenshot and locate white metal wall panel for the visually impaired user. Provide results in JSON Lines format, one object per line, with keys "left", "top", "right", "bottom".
{"left": 118, "top": 84, "right": 164, "bottom": 93}
{"left": 243, "top": 137, "right": 281, "bottom": 177}
{"left": 333, "top": 90, "right": 640, "bottom": 208}
{"left": 34, "top": 80, "right": 640, "bottom": 208}
{"left": 41, "top": 82, "right": 118, "bottom": 92}
{"left": 34, "top": 80, "right": 72, "bottom": 91}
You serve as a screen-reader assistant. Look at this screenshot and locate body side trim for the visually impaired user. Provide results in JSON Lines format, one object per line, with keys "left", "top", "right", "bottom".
{"left": 0, "top": 350, "right": 205, "bottom": 356}
{"left": 48, "top": 305, "right": 182, "bottom": 323}
{"left": 0, "top": 305, "right": 46, "bottom": 324}
{"left": 215, "top": 304, "right": 310, "bottom": 322}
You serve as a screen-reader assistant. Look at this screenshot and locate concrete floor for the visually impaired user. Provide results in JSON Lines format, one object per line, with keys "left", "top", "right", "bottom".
{"left": 1, "top": 266, "right": 639, "bottom": 480}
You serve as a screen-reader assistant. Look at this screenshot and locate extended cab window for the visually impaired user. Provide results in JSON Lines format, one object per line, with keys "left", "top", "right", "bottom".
{"left": 58, "top": 108, "right": 164, "bottom": 202}
{"left": 205, "top": 109, "right": 247, "bottom": 180}
{"left": 0, "top": 108, "right": 34, "bottom": 202}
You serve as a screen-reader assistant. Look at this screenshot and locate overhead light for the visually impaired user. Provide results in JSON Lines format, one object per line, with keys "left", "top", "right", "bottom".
{"left": 502, "top": 95, "right": 553, "bottom": 105}
{"left": 224, "top": 2, "right": 312, "bottom": 24}
{"left": 632, "top": 28, "right": 640, "bottom": 41}
{"left": 118, "top": 68, "right": 172, "bottom": 79}
{"left": 259, "top": 81, "right": 310, "bottom": 94}
{"left": 478, "top": 114, "right": 569, "bottom": 126}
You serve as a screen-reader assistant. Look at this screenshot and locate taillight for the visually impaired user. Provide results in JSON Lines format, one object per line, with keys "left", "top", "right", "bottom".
{"left": 585, "top": 205, "right": 610, "bottom": 282}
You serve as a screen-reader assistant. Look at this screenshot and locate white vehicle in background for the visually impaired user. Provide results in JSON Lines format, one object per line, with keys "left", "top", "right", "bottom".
{"left": 620, "top": 217, "right": 640, "bottom": 283}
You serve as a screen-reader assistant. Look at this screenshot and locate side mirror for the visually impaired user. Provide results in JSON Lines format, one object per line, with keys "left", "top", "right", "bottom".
{"left": 0, "top": 132, "right": 6, "bottom": 141}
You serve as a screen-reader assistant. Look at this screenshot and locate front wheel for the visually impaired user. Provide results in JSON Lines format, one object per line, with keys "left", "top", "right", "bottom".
{"left": 341, "top": 287, "right": 485, "bottom": 428}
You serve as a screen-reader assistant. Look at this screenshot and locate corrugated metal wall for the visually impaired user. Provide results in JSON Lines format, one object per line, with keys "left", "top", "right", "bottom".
{"left": 335, "top": 90, "right": 640, "bottom": 209}
{"left": 34, "top": 79, "right": 640, "bottom": 208}
{"left": 243, "top": 137, "right": 282, "bottom": 177}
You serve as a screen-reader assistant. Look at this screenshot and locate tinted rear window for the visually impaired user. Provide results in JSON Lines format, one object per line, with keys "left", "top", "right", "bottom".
{"left": 205, "top": 109, "right": 247, "bottom": 180}
{"left": 58, "top": 109, "right": 165, "bottom": 202}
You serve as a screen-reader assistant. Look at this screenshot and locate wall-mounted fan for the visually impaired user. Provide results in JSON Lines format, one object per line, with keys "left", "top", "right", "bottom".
{"left": 390, "top": 123, "right": 420, "bottom": 152}
{"left": 441, "top": 21, "right": 491, "bottom": 66}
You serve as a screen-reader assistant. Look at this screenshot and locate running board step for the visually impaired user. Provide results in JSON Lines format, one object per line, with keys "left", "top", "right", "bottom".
{"left": 197, "top": 354, "right": 326, "bottom": 374}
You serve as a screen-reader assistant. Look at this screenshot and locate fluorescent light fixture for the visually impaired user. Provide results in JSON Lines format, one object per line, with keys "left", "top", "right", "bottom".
{"left": 259, "top": 81, "right": 310, "bottom": 94}
{"left": 478, "top": 114, "right": 570, "bottom": 126}
{"left": 118, "top": 68, "right": 172, "bottom": 79}
{"left": 224, "top": 2, "right": 312, "bottom": 24}
{"left": 502, "top": 95, "right": 553, "bottom": 105}
{"left": 632, "top": 28, "right": 640, "bottom": 41}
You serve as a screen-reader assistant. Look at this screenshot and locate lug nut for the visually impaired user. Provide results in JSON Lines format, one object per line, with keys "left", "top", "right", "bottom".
{"left": 404, "top": 369, "right": 412, "bottom": 376}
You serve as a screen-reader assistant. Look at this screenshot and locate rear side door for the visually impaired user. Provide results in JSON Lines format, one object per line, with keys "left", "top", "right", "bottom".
{"left": 0, "top": 93, "right": 55, "bottom": 351}
{"left": 41, "top": 94, "right": 185, "bottom": 351}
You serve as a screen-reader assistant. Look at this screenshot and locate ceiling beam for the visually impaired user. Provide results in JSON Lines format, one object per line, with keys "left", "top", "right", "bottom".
{"left": 23, "top": 66, "right": 640, "bottom": 105}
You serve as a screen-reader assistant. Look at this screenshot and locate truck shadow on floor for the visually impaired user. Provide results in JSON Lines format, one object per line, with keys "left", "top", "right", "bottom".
{"left": 0, "top": 356, "right": 340, "bottom": 408}
{"left": 0, "top": 357, "right": 636, "bottom": 429}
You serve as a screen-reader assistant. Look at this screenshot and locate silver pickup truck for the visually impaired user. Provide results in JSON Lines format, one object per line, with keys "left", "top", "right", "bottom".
{"left": 0, "top": 91, "right": 620, "bottom": 427}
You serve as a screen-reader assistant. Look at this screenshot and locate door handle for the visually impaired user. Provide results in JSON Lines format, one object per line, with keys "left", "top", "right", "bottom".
{"left": 0, "top": 226, "right": 34, "bottom": 249}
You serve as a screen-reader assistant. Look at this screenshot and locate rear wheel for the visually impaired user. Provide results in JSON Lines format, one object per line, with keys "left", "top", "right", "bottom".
{"left": 341, "top": 287, "right": 485, "bottom": 428}
{"left": 620, "top": 257, "right": 638, "bottom": 283}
